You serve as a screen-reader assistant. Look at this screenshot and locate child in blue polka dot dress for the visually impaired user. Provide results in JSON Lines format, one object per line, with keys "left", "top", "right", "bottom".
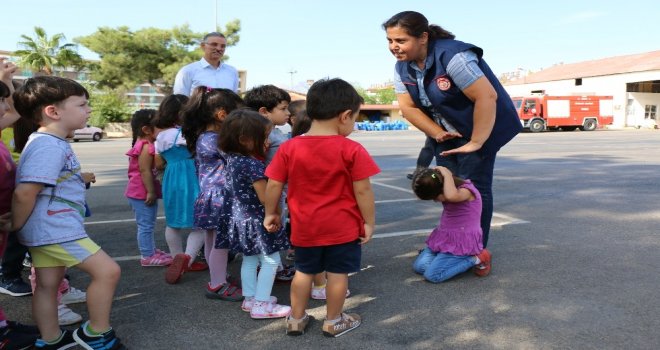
{"left": 217, "top": 109, "right": 291, "bottom": 319}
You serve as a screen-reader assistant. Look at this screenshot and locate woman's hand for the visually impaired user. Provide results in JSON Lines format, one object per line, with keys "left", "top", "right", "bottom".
{"left": 434, "top": 130, "right": 462, "bottom": 143}
{"left": 440, "top": 140, "right": 483, "bottom": 156}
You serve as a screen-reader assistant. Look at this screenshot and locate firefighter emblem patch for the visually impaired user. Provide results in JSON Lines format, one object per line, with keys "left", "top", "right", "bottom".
{"left": 436, "top": 76, "right": 451, "bottom": 91}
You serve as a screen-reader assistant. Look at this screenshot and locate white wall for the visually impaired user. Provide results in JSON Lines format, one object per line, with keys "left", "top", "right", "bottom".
{"left": 504, "top": 70, "right": 660, "bottom": 127}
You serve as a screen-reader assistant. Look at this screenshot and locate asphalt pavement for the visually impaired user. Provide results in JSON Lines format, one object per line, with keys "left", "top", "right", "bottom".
{"left": 2, "top": 129, "right": 659, "bottom": 349}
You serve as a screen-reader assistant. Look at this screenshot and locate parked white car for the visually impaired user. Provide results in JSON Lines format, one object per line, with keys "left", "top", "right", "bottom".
{"left": 73, "top": 125, "right": 104, "bottom": 142}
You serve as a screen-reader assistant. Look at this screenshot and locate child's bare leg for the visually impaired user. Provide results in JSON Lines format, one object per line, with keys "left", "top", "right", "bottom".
{"left": 33, "top": 267, "right": 66, "bottom": 341}
{"left": 325, "top": 272, "right": 348, "bottom": 321}
{"left": 290, "top": 271, "right": 314, "bottom": 319}
{"left": 75, "top": 250, "right": 121, "bottom": 332}
{"left": 313, "top": 272, "right": 326, "bottom": 287}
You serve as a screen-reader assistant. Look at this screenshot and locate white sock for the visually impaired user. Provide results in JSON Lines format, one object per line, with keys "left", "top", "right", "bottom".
{"left": 165, "top": 227, "right": 183, "bottom": 255}
{"left": 325, "top": 316, "right": 341, "bottom": 324}
{"left": 474, "top": 256, "right": 481, "bottom": 265}
{"left": 184, "top": 230, "right": 206, "bottom": 266}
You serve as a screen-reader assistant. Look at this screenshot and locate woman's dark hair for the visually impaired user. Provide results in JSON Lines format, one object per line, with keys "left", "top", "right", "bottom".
{"left": 154, "top": 94, "right": 189, "bottom": 129}
{"left": 181, "top": 86, "right": 244, "bottom": 155}
{"left": 382, "top": 11, "right": 455, "bottom": 40}
{"left": 289, "top": 100, "right": 312, "bottom": 137}
{"left": 12, "top": 76, "right": 89, "bottom": 124}
{"left": 411, "top": 168, "right": 465, "bottom": 200}
{"left": 219, "top": 108, "right": 272, "bottom": 159}
{"left": 130, "top": 109, "right": 157, "bottom": 146}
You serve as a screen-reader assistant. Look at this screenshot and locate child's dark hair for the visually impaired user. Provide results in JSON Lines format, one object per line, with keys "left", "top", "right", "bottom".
{"left": 8, "top": 79, "right": 38, "bottom": 153}
{"left": 12, "top": 76, "right": 89, "bottom": 124}
{"left": 130, "top": 109, "right": 157, "bottom": 146}
{"left": 306, "top": 78, "right": 363, "bottom": 120}
{"left": 411, "top": 168, "right": 465, "bottom": 200}
{"left": 219, "top": 109, "right": 272, "bottom": 159}
{"left": 244, "top": 84, "right": 291, "bottom": 112}
{"left": 0, "top": 81, "right": 9, "bottom": 98}
{"left": 154, "top": 94, "right": 189, "bottom": 129}
{"left": 290, "top": 102, "right": 311, "bottom": 137}
{"left": 181, "top": 86, "right": 244, "bottom": 155}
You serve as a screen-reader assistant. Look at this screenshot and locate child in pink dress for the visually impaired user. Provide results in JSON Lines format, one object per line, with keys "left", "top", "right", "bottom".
{"left": 411, "top": 166, "right": 492, "bottom": 282}
{"left": 125, "top": 109, "right": 172, "bottom": 267}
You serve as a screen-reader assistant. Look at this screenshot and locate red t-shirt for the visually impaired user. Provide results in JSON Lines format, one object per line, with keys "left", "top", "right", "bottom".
{"left": 266, "top": 135, "right": 380, "bottom": 247}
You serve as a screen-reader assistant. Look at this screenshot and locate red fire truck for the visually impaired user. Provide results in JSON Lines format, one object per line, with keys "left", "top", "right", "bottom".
{"left": 511, "top": 94, "right": 614, "bottom": 132}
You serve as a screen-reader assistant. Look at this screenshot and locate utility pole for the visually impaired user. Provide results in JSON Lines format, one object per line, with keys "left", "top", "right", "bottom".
{"left": 214, "top": 0, "right": 218, "bottom": 31}
{"left": 288, "top": 69, "right": 297, "bottom": 90}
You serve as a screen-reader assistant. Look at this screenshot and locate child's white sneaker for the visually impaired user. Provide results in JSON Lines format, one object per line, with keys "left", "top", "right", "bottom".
{"left": 60, "top": 286, "right": 86, "bottom": 304}
{"left": 241, "top": 296, "right": 277, "bottom": 312}
{"left": 250, "top": 301, "right": 290, "bottom": 319}
{"left": 57, "top": 304, "right": 82, "bottom": 325}
{"left": 311, "top": 286, "right": 351, "bottom": 300}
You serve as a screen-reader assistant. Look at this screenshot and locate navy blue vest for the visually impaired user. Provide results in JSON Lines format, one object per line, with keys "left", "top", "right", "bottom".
{"left": 396, "top": 39, "right": 521, "bottom": 155}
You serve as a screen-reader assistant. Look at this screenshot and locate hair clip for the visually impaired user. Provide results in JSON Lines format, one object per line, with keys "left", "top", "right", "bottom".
{"left": 431, "top": 173, "right": 437, "bottom": 179}
{"left": 205, "top": 86, "right": 213, "bottom": 92}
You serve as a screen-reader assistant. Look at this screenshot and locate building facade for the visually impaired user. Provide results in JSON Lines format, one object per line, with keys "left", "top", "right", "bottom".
{"left": 503, "top": 50, "right": 660, "bottom": 128}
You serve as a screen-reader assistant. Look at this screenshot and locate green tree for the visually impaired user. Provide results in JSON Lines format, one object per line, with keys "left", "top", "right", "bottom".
{"left": 82, "top": 82, "right": 132, "bottom": 127}
{"left": 356, "top": 86, "right": 396, "bottom": 105}
{"left": 14, "top": 26, "right": 84, "bottom": 75}
{"left": 76, "top": 21, "right": 241, "bottom": 94}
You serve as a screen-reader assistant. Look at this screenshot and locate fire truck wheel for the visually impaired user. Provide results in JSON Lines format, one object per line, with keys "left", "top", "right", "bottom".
{"left": 529, "top": 119, "right": 544, "bottom": 132}
{"left": 580, "top": 119, "right": 597, "bottom": 131}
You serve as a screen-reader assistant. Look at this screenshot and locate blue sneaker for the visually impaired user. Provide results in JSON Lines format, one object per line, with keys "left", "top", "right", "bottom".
{"left": 34, "top": 330, "right": 77, "bottom": 349}
{"left": 73, "top": 323, "right": 126, "bottom": 350}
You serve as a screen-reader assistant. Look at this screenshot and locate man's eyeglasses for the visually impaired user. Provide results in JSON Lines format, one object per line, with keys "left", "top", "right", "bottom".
{"left": 204, "top": 42, "right": 226, "bottom": 49}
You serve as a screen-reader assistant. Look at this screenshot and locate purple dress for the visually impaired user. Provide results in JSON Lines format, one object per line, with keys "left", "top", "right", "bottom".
{"left": 426, "top": 180, "right": 483, "bottom": 256}
{"left": 193, "top": 131, "right": 227, "bottom": 230}
{"left": 215, "top": 153, "right": 289, "bottom": 256}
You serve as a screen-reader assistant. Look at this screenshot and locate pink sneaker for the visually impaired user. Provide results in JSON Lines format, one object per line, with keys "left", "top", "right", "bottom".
{"left": 241, "top": 296, "right": 277, "bottom": 312}
{"left": 250, "top": 301, "right": 290, "bottom": 319}
{"left": 140, "top": 253, "right": 173, "bottom": 267}
{"left": 155, "top": 249, "right": 172, "bottom": 259}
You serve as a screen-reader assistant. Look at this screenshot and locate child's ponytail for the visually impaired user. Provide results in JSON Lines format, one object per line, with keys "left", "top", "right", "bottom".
{"left": 130, "top": 109, "right": 156, "bottom": 146}
{"left": 181, "top": 87, "right": 244, "bottom": 156}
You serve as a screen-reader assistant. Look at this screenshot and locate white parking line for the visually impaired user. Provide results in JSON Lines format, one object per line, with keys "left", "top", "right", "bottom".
{"left": 371, "top": 181, "right": 414, "bottom": 194}
{"left": 109, "top": 218, "right": 528, "bottom": 262}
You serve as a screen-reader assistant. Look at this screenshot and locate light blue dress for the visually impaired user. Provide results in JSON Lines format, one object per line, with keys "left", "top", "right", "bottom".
{"left": 160, "top": 129, "right": 199, "bottom": 228}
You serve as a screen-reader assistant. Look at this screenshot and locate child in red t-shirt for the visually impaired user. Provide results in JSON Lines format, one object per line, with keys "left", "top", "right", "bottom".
{"left": 264, "top": 78, "right": 380, "bottom": 338}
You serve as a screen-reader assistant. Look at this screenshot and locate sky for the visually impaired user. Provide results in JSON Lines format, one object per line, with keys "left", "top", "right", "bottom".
{"left": 3, "top": 0, "right": 660, "bottom": 91}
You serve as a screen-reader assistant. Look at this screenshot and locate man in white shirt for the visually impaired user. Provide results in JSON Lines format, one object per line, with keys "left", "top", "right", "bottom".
{"left": 173, "top": 32, "right": 239, "bottom": 96}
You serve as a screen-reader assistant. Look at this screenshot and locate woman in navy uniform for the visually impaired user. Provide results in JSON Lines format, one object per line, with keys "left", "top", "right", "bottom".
{"left": 383, "top": 11, "right": 522, "bottom": 248}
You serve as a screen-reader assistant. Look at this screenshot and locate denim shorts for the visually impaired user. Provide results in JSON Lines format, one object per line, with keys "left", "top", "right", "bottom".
{"left": 294, "top": 240, "right": 361, "bottom": 275}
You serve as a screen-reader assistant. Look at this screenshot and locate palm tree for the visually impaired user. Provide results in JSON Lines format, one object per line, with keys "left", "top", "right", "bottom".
{"left": 14, "top": 26, "right": 84, "bottom": 75}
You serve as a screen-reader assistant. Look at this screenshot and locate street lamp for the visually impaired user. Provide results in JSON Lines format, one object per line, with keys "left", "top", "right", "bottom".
{"left": 288, "top": 69, "right": 297, "bottom": 90}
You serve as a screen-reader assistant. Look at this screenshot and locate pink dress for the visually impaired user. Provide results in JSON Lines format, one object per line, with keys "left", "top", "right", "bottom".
{"left": 426, "top": 180, "right": 483, "bottom": 256}
{"left": 125, "top": 139, "right": 161, "bottom": 200}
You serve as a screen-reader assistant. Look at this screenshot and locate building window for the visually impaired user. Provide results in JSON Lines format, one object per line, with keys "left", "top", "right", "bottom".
{"left": 626, "top": 99, "right": 634, "bottom": 116}
{"left": 645, "top": 105, "right": 657, "bottom": 120}
{"left": 575, "top": 78, "right": 582, "bottom": 86}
